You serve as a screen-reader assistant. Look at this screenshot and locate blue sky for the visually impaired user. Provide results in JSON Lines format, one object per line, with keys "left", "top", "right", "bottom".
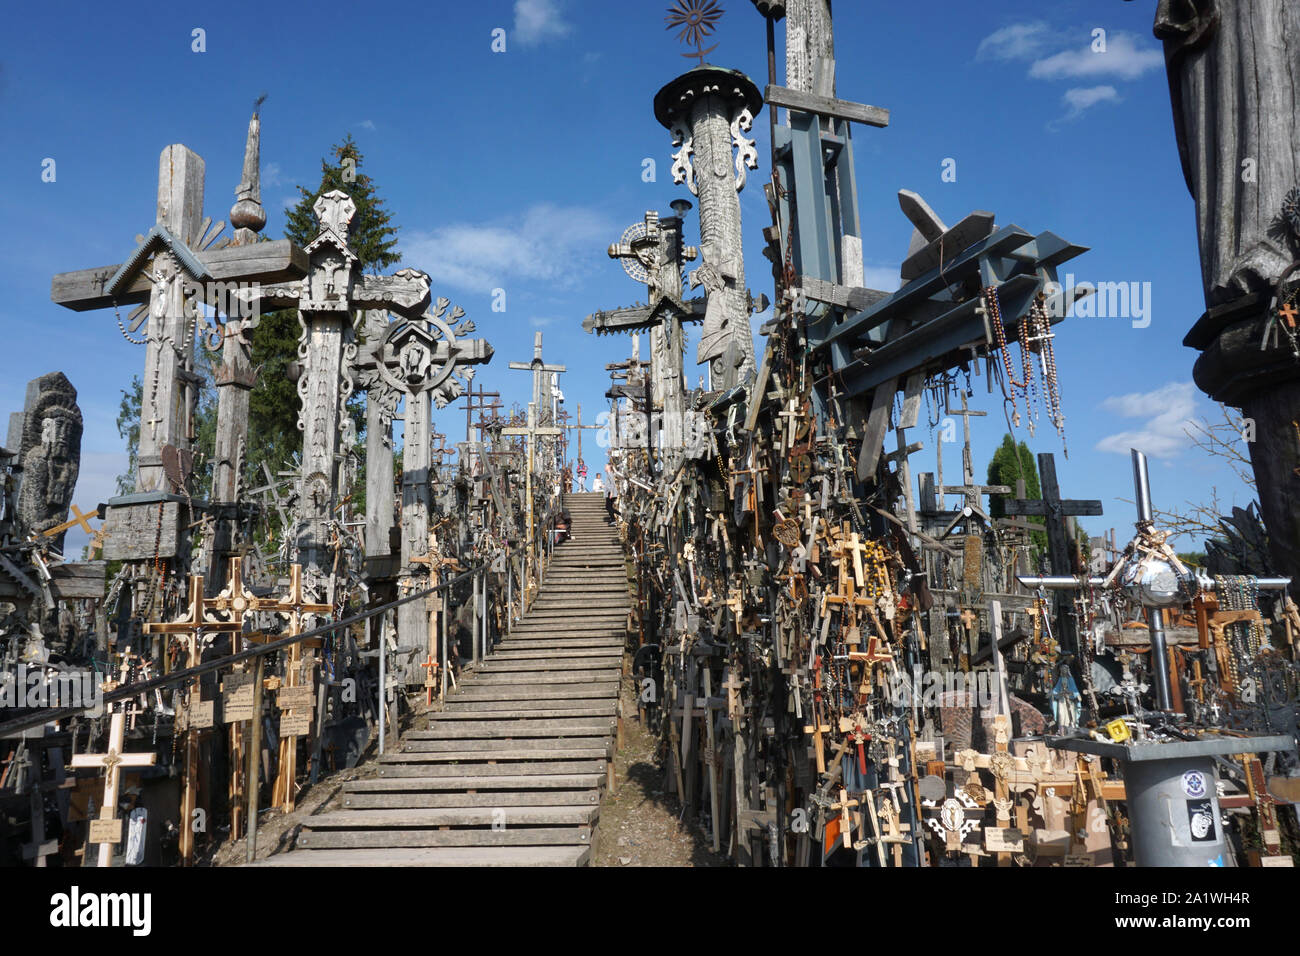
{"left": 0, "top": 0, "right": 1253, "bottom": 556}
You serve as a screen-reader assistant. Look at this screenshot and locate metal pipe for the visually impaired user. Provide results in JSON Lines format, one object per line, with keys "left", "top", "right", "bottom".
{"left": 1018, "top": 573, "right": 1291, "bottom": 592}
{"left": 376, "top": 613, "right": 385, "bottom": 756}
{"left": 1131, "top": 449, "right": 1173, "bottom": 712}
{"left": 1132, "top": 449, "right": 1154, "bottom": 523}
{"left": 472, "top": 571, "right": 480, "bottom": 665}
{"left": 245, "top": 654, "right": 263, "bottom": 865}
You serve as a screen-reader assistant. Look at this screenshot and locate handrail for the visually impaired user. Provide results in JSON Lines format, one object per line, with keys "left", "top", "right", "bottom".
{"left": 0, "top": 560, "right": 491, "bottom": 738}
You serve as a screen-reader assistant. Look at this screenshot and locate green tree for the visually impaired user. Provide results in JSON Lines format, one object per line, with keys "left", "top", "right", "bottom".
{"left": 987, "top": 434, "right": 1046, "bottom": 550}
{"left": 114, "top": 376, "right": 142, "bottom": 495}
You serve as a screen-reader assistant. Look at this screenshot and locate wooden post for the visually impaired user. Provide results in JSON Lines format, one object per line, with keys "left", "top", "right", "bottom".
{"left": 245, "top": 654, "right": 264, "bottom": 865}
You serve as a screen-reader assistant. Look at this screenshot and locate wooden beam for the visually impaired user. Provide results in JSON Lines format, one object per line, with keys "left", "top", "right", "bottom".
{"left": 765, "top": 84, "right": 890, "bottom": 128}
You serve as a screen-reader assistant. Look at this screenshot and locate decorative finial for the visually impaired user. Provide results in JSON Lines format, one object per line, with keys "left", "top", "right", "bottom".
{"left": 665, "top": 0, "right": 724, "bottom": 67}
{"left": 230, "top": 94, "right": 267, "bottom": 243}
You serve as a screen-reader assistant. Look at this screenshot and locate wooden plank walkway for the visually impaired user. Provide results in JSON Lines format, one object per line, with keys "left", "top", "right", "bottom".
{"left": 255, "top": 492, "right": 626, "bottom": 867}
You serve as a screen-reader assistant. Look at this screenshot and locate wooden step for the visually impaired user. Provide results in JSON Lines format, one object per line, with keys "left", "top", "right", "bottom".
{"left": 373, "top": 759, "right": 607, "bottom": 778}
{"left": 447, "top": 683, "right": 618, "bottom": 701}
{"left": 297, "top": 827, "right": 593, "bottom": 850}
{"left": 344, "top": 773, "right": 605, "bottom": 793}
{"left": 341, "top": 790, "right": 599, "bottom": 809}
{"left": 379, "top": 746, "right": 610, "bottom": 763}
{"left": 435, "top": 704, "right": 617, "bottom": 719}
{"left": 254, "top": 846, "right": 590, "bottom": 866}
{"left": 302, "top": 806, "right": 599, "bottom": 829}
{"left": 408, "top": 718, "right": 615, "bottom": 738}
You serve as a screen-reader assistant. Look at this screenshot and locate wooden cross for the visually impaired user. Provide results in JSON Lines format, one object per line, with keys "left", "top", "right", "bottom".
{"left": 1001, "top": 452, "right": 1101, "bottom": 663}
{"left": 71, "top": 710, "right": 157, "bottom": 867}
{"left": 39, "top": 504, "right": 99, "bottom": 539}
{"left": 501, "top": 402, "right": 563, "bottom": 596}
{"left": 1280, "top": 302, "right": 1298, "bottom": 329}
{"left": 828, "top": 787, "right": 859, "bottom": 851}
{"left": 265, "top": 565, "right": 330, "bottom": 813}
{"left": 144, "top": 574, "right": 242, "bottom": 865}
{"left": 507, "top": 331, "right": 567, "bottom": 423}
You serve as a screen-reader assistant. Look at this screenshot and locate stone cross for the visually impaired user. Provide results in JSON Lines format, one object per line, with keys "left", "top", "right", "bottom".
{"left": 654, "top": 67, "right": 763, "bottom": 388}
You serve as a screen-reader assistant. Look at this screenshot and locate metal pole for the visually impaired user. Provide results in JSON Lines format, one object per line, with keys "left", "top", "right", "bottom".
{"left": 472, "top": 572, "right": 480, "bottom": 664}
{"left": 480, "top": 567, "right": 488, "bottom": 659}
{"left": 1132, "top": 449, "right": 1173, "bottom": 712}
{"left": 245, "top": 654, "right": 264, "bottom": 865}
{"left": 376, "top": 613, "right": 385, "bottom": 756}
{"left": 440, "top": 585, "right": 448, "bottom": 701}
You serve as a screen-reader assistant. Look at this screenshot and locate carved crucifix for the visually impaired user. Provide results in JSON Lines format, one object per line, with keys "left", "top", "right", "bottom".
{"left": 70, "top": 710, "right": 157, "bottom": 868}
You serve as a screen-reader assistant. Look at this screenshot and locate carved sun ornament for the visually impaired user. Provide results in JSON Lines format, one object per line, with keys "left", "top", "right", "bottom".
{"left": 376, "top": 297, "right": 477, "bottom": 409}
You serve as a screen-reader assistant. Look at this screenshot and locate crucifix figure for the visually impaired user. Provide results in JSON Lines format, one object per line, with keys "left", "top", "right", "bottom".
{"left": 71, "top": 709, "right": 157, "bottom": 868}
{"left": 1001, "top": 452, "right": 1101, "bottom": 674}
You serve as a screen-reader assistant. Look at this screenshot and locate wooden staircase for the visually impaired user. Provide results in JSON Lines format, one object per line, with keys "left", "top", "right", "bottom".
{"left": 255, "top": 492, "right": 626, "bottom": 866}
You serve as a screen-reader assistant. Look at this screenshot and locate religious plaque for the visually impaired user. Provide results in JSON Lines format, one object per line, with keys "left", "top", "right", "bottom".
{"left": 222, "top": 672, "right": 256, "bottom": 722}
{"left": 277, "top": 685, "right": 314, "bottom": 711}
{"left": 280, "top": 712, "right": 312, "bottom": 738}
{"left": 88, "top": 818, "right": 123, "bottom": 845}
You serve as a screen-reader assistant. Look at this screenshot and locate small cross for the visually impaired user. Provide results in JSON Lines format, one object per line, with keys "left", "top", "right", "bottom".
{"left": 1281, "top": 303, "right": 1299, "bottom": 329}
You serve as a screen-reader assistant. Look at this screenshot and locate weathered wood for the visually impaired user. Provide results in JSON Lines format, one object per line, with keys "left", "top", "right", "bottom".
{"left": 764, "top": 83, "right": 890, "bottom": 127}
{"left": 341, "top": 790, "right": 599, "bottom": 809}
{"left": 297, "top": 827, "right": 592, "bottom": 849}
{"left": 253, "top": 846, "right": 590, "bottom": 867}
{"left": 47, "top": 561, "right": 107, "bottom": 601}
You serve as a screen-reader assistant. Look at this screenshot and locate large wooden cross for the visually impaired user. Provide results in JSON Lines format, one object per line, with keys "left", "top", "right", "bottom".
{"left": 1001, "top": 452, "right": 1101, "bottom": 664}
{"left": 238, "top": 191, "right": 431, "bottom": 578}
{"left": 508, "top": 331, "right": 566, "bottom": 426}
{"left": 51, "top": 144, "right": 303, "bottom": 495}
{"left": 143, "top": 574, "right": 243, "bottom": 865}
{"left": 501, "top": 403, "right": 564, "bottom": 604}
{"left": 71, "top": 710, "right": 157, "bottom": 868}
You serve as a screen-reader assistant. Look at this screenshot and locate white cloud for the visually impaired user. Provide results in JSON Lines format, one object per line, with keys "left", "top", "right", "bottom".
{"left": 514, "top": 0, "right": 572, "bottom": 47}
{"left": 358, "top": 120, "right": 376, "bottom": 131}
{"left": 1029, "top": 32, "right": 1162, "bottom": 81}
{"left": 1050, "top": 85, "right": 1120, "bottom": 127}
{"left": 976, "top": 22, "right": 1055, "bottom": 62}
{"left": 401, "top": 202, "right": 615, "bottom": 292}
{"left": 977, "top": 25, "right": 1162, "bottom": 81}
{"left": 263, "top": 161, "right": 284, "bottom": 188}
{"left": 1095, "top": 382, "right": 1198, "bottom": 460}
{"left": 529, "top": 316, "right": 557, "bottom": 327}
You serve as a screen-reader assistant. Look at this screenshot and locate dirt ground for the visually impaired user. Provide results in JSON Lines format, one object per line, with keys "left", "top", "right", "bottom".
{"left": 591, "top": 675, "right": 729, "bottom": 867}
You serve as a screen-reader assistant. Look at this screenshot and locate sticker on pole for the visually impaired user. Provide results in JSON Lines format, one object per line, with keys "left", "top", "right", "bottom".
{"left": 1181, "top": 770, "right": 1207, "bottom": 799}
{"left": 1186, "top": 800, "right": 1216, "bottom": 843}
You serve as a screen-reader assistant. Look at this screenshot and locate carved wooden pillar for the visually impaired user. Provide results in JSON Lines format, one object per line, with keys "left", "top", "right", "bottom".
{"left": 655, "top": 67, "right": 763, "bottom": 390}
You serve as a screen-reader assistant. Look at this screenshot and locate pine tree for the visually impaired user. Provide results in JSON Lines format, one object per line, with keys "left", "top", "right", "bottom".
{"left": 987, "top": 434, "right": 1046, "bottom": 549}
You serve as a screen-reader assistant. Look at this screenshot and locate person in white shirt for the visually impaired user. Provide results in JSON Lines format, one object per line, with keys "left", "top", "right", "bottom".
{"left": 591, "top": 473, "right": 606, "bottom": 493}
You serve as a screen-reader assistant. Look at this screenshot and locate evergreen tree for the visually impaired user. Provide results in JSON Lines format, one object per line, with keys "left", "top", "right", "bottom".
{"left": 987, "top": 433, "right": 1046, "bottom": 549}
{"left": 114, "top": 376, "right": 142, "bottom": 495}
